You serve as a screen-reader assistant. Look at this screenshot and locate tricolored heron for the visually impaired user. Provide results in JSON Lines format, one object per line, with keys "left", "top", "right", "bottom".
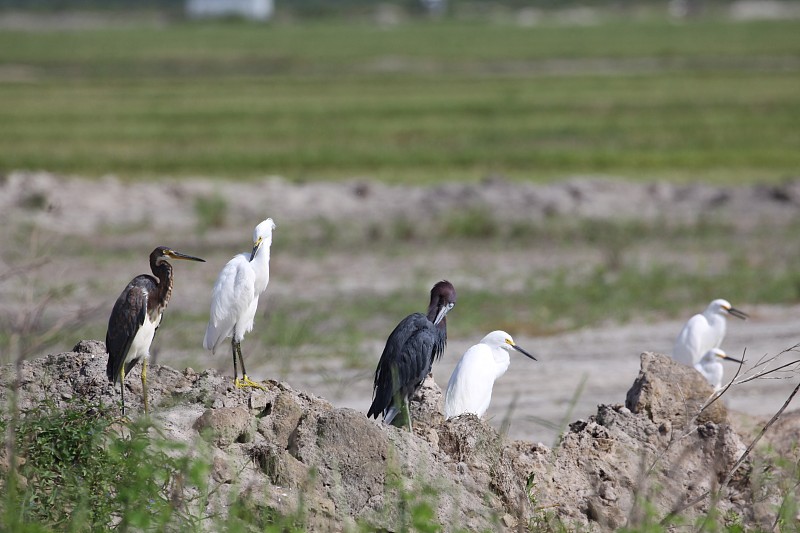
{"left": 106, "top": 246, "right": 205, "bottom": 415}
{"left": 367, "top": 280, "right": 456, "bottom": 431}
{"left": 672, "top": 298, "right": 748, "bottom": 367}
{"left": 203, "top": 218, "right": 275, "bottom": 390}
{"left": 695, "top": 347, "right": 744, "bottom": 391}
{"left": 444, "top": 330, "right": 536, "bottom": 420}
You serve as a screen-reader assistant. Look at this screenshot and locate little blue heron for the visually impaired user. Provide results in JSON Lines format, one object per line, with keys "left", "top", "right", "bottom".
{"left": 106, "top": 246, "right": 205, "bottom": 415}
{"left": 673, "top": 298, "right": 748, "bottom": 367}
{"left": 203, "top": 218, "right": 275, "bottom": 390}
{"left": 367, "top": 280, "right": 456, "bottom": 431}
{"left": 695, "top": 347, "right": 743, "bottom": 391}
{"left": 444, "top": 330, "right": 536, "bottom": 420}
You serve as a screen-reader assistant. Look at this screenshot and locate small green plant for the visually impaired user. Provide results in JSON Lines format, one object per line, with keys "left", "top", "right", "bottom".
{"left": 359, "top": 456, "right": 452, "bottom": 533}
{"left": 1, "top": 399, "right": 210, "bottom": 532}
{"left": 440, "top": 208, "right": 499, "bottom": 239}
{"left": 19, "top": 192, "right": 49, "bottom": 211}
{"left": 391, "top": 217, "right": 418, "bottom": 242}
{"left": 194, "top": 193, "right": 228, "bottom": 232}
{"left": 224, "top": 499, "right": 307, "bottom": 533}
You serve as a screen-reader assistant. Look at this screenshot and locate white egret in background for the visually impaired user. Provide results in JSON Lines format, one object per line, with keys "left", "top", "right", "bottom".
{"left": 695, "top": 347, "right": 744, "bottom": 391}
{"left": 203, "top": 218, "right": 276, "bottom": 389}
{"left": 444, "top": 330, "right": 537, "bottom": 420}
{"left": 672, "top": 298, "right": 748, "bottom": 366}
{"left": 367, "top": 280, "right": 457, "bottom": 431}
{"left": 106, "top": 246, "right": 205, "bottom": 415}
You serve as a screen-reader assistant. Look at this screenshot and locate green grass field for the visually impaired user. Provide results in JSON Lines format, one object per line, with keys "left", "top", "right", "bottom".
{"left": 1, "top": 18, "right": 799, "bottom": 182}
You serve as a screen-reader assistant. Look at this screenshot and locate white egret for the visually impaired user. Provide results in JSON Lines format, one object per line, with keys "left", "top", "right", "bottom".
{"left": 106, "top": 246, "right": 205, "bottom": 415}
{"left": 694, "top": 348, "right": 744, "bottom": 391}
{"left": 367, "top": 280, "right": 456, "bottom": 431}
{"left": 203, "top": 218, "right": 276, "bottom": 389}
{"left": 444, "top": 330, "right": 536, "bottom": 420}
{"left": 672, "top": 298, "right": 748, "bottom": 367}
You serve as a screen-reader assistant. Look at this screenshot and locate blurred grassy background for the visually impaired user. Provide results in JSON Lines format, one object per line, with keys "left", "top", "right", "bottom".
{"left": 1, "top": 17, "right": 799, "bottom": 182}
{"left": 2, "top": 7, "right": 800, "bottom": 444}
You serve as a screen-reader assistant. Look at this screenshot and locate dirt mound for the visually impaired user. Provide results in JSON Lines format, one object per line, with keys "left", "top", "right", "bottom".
{"left": 1, "top": 342, "right": 795, "bottom": 530}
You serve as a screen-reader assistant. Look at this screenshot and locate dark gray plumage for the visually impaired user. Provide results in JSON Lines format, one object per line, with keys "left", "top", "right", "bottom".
{"left": 367, "top": 280, "right": 456, "bottom": 430}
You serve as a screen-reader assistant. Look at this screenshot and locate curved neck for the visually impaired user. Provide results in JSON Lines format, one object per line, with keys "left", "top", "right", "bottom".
{"left": 252, "top": 245, "right": 271, "bottom": 264}
{"left": 151, "top": 260, "right": 174, "bottom": 309}
{"left": 706, "top": 313, "right": 726, "bottom": 338}
{"left": 426, "top": 306, "right": 447, "bottom": 333}
{"left": 493, "top": 350, "right": 511, "bottom": 380}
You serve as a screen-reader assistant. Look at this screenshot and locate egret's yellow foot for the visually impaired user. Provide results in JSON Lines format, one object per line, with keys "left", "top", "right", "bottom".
{"left": 235, "top": 375, "right": 267, "bottom": 390}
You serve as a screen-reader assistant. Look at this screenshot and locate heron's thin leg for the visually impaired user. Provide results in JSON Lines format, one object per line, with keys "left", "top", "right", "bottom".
{"left": 234, "top": 341, "right": 266, "bottom": 390}
{"left": 238, "top": 341, "right": 247, "bottom": 376}
{"left": 142, "top": 358, "right": 149, "bottom": 415}
{"left": 120, "top": 366, "right": 126, "bottom": 416}
{"left": 232, "top": 338, "right": 239, "bottom": 382}
{"left": 405, "top": 399, "right": 413, "bottom": 433}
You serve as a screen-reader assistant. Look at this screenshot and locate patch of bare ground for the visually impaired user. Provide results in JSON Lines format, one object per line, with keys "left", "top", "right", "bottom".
{"left": 3, "top": 341, "right": 800, "bottom": 530}
{"left": 1, "top": 171, "right": 799, "bottom": 446}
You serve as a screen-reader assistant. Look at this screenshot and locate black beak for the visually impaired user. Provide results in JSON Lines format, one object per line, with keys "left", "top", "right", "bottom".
{"left": 727, "top": 307, "right": 748, "bottom": 320}
{"left": 169, "top": 251, "right": 206, "bottom": 263}
{"left": 249, "top": 242, "right": 260, "bottom": 262}
{"left": 720, "top": 353, "right": 745, "bottom": 365}
{"left": 512, "top": 344, "right": 537, "bottom": 361}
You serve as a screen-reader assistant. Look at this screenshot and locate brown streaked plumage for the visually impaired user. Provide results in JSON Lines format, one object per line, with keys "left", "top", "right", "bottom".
{"left": 106, "top": 246, "right": 205, "bottom": 415}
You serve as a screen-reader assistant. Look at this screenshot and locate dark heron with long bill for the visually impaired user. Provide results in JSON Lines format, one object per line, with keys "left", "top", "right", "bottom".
{"left": 106, "top": 246, "right": 205, "bottom": 415}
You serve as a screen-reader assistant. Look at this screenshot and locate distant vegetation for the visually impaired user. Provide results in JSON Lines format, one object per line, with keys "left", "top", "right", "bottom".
{"left": 0, "top": 16, "right": 798, "bottom": 183}
{"left": 5, "top": 0, "right": 795, "bottom": 16}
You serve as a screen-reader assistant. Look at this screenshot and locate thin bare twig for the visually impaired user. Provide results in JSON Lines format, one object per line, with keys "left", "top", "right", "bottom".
{"left": 645, "top": 351, "right": 746, "bottom": 479}
{"left": 733, "top": 343, "right": 800, "bottom": 385}
{"left": 660, "top": 380, "right": 800, "bottom": 524}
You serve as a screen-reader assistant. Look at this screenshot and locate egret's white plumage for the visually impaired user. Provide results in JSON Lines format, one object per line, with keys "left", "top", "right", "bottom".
{"left": 444, "top": 330, "right": 536, "bottom": 420}
{"left": 694, "top": 347, "right": 743, "bottom": 391}
{"left": 672, "top": 298, "right": 748, "bottom": 367}
{"left": 204, "top": 218, "right": 275, "bottom": 388}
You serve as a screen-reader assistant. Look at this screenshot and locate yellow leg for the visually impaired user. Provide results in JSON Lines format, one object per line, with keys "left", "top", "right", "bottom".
{"left": 142, "top": 358, "right": 149, "bottom": 415}
{"left": 120, "top": 365, "right": 126, "bottom": 415}
{"left": 235, "top": 375, "right": 267, "bottom": 390}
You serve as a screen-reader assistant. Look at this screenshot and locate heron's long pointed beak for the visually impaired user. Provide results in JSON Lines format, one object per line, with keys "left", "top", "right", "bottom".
{"left": 249, "top": 238, "right": 263, "bottom": 262}
{"left": 433, "top": 302, "right": 454, "bottom": 326}
{"left": 512, "top": 344, "right": 538, "bottom": 361}
{"left": 718, "top": 353, "right": 745, "bottom": 365}
{"left": 727, "top": 307, "right": 748, "bottom": 320}
{"left": 168, "top": 250, "right": 206, "bottom": 262}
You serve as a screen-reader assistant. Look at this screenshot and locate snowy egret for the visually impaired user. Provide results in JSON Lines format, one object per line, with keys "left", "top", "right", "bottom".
{"left": 203, "top": 218, "right": 276, "bottom": 390}
{"left": 444, "top": 330, "right": 536, "bottom": 420}
{"left": 694, "top": 347, "right": 744, "bottom": 391}
{"left": 672, "top": 298, "right": 748, "bottom": 367}
{"left": 367, "top": 280, "right": 456, "bottom": 430}
{"left": 106, "top": 246, "right": 205, "bottom": 415}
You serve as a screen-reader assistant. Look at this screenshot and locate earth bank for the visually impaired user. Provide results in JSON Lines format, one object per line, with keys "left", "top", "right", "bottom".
{"left": 2, "top": 340, "right": 798, "bottom": 531}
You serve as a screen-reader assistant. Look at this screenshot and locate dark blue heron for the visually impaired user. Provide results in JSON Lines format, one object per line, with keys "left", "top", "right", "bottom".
{"left": 367, "top": 280, "right": 456, "bottom": 431}
{"left": 106, "top": 246, "right": 205, "bottom": 415}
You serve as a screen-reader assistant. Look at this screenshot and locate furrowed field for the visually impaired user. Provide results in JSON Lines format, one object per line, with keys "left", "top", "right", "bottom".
{"left": 0, "top": 17, "right": 799, "bottom": 183}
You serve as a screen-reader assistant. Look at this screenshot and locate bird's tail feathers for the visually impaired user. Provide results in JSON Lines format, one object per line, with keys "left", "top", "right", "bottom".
{"left": 383, "top": 406, "right": 401, "bottom": 425}
{"left": 203, "top": 323, "right": 221, "bottom": 354}
{"left": 124, "top": 356, "right": 142, "bottom": 378}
